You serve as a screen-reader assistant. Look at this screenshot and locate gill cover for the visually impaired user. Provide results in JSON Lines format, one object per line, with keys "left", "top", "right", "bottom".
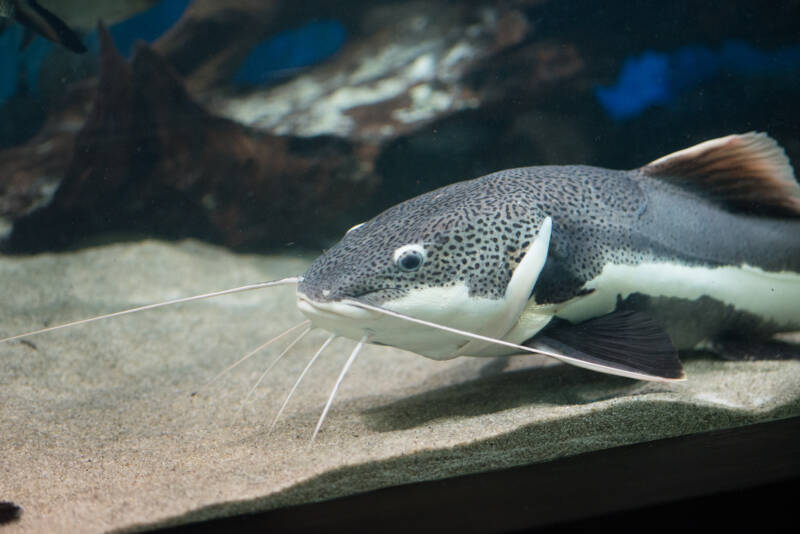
{"left": 456, "top": 216, "right": 553, "bottom": 355}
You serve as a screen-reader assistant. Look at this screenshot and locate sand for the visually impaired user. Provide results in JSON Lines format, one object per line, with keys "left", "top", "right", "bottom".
{"left": 1, "top": 240, "right": 798, "bottom": 532}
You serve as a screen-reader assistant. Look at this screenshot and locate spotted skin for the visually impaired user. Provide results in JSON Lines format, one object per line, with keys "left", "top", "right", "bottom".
{"left": 299, "top": 163, "right": 800, "bottom": 313}
{"left": 300, "top": 165, "right": 654, "bottom": 304}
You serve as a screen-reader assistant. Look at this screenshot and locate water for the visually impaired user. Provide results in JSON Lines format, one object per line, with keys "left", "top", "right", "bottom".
{"left": 1, "top": 1, "right": 798, "bottom": 531}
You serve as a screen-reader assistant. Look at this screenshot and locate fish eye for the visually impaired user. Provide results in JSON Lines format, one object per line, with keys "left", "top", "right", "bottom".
{"left": 393, "top": 244, "right": 426, "bottom": 272}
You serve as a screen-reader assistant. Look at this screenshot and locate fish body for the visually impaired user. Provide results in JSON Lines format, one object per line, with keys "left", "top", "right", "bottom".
{"left": 297, "top": 133, "right": 800, "bottom": 381}
{"left": 552, "top": 163, "right": 800, "bottom": 350}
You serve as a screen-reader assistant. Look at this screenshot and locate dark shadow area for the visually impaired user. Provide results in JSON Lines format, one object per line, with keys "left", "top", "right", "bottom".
{"left": 534, "top": 476, "right": 798, "bottom": 534}
{"left": 360, "top": 362, "right": 644, "bottom": 433}
{"left": 149, "top": 415, "right": 800, "bottom": 534}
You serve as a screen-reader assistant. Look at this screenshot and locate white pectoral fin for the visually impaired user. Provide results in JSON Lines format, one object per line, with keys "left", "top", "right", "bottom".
{"left": 457, "top": 216, "right": 553, "bottom": 356}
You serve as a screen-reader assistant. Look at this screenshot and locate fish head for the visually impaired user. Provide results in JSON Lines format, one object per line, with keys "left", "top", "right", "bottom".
{"left": 297, "top": 178, "right": 554, "bottom": 359}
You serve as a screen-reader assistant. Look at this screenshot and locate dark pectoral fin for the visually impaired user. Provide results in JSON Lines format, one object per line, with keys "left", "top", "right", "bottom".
{"left": 15, "top": 0, "right": 87, "bottom": 53}
{"left": 526, "top": 310, "right": 684, "bottom": 381}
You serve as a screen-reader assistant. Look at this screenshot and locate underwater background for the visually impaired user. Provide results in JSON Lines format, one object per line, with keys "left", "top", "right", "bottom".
{"left": 1, "top": 0, "right": 799, "bottom": 253}
{"left": 1, "top": 2, "right": 799, "bottom": 532}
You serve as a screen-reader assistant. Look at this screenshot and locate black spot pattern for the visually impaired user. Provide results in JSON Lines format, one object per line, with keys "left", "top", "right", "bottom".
{"left": 299, "top": 165, "right": 654, "bottom": 305}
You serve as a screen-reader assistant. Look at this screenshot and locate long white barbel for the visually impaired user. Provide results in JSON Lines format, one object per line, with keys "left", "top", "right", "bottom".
{"left": 238, "top": 325, "right": 313, "bottom": 411}
{"left": 309, "top": 335, "right": 367, "bottom": 446}
{"left": 0, "top": 277, "right": 300, "bottom": 344}
{"left": 191, "top": 319, "right": 310, "bottom": 396}
{"left": 271, "top": 334, "right": 336, "bottom": 431}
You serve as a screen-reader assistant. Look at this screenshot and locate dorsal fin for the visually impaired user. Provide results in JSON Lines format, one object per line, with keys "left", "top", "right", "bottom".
{"left": 641, "top": 132, "right": 800, "bottom": 217}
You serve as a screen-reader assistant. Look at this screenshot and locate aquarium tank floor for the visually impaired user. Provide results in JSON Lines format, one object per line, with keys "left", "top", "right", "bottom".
{"left": 1, "top": 240, "right": 798, "bottom": 532}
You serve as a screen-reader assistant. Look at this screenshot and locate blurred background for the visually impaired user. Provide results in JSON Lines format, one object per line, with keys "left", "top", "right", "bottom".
{"left": 1, "top": 0, "right": 798, "bottom": 253}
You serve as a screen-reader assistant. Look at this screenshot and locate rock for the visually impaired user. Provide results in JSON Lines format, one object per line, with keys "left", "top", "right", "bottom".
{"left": 213, "top": 2, "right": 535, "bottom": 142}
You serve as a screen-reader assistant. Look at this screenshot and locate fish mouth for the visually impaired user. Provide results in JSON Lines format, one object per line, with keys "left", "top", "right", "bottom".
{"left": 296, "top": 292, "right": 379, "bottom": 321}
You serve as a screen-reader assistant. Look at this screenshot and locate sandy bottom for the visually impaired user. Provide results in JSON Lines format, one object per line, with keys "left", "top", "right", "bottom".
{"left": 1, "top": 240, "right": 798, "bottom": 533}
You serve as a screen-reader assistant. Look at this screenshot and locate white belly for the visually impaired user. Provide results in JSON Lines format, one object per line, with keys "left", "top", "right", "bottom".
{"left": 555, "top": 262, "right": 800, "bottom": 329}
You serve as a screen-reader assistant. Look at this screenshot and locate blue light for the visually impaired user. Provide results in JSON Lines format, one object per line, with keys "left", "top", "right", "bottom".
{"left": 596, "top": 41, "right": 800, "bottom": 120}
{"left": 595, "top": 51, "right": 672, "bottom": 120}
{"left": 233, "top": 20, "right": 347, "bottom": 86}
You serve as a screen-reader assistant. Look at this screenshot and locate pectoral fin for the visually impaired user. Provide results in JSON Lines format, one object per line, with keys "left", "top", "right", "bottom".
{"left": 526, "top": 310, "right": 685, "bottom": 381}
